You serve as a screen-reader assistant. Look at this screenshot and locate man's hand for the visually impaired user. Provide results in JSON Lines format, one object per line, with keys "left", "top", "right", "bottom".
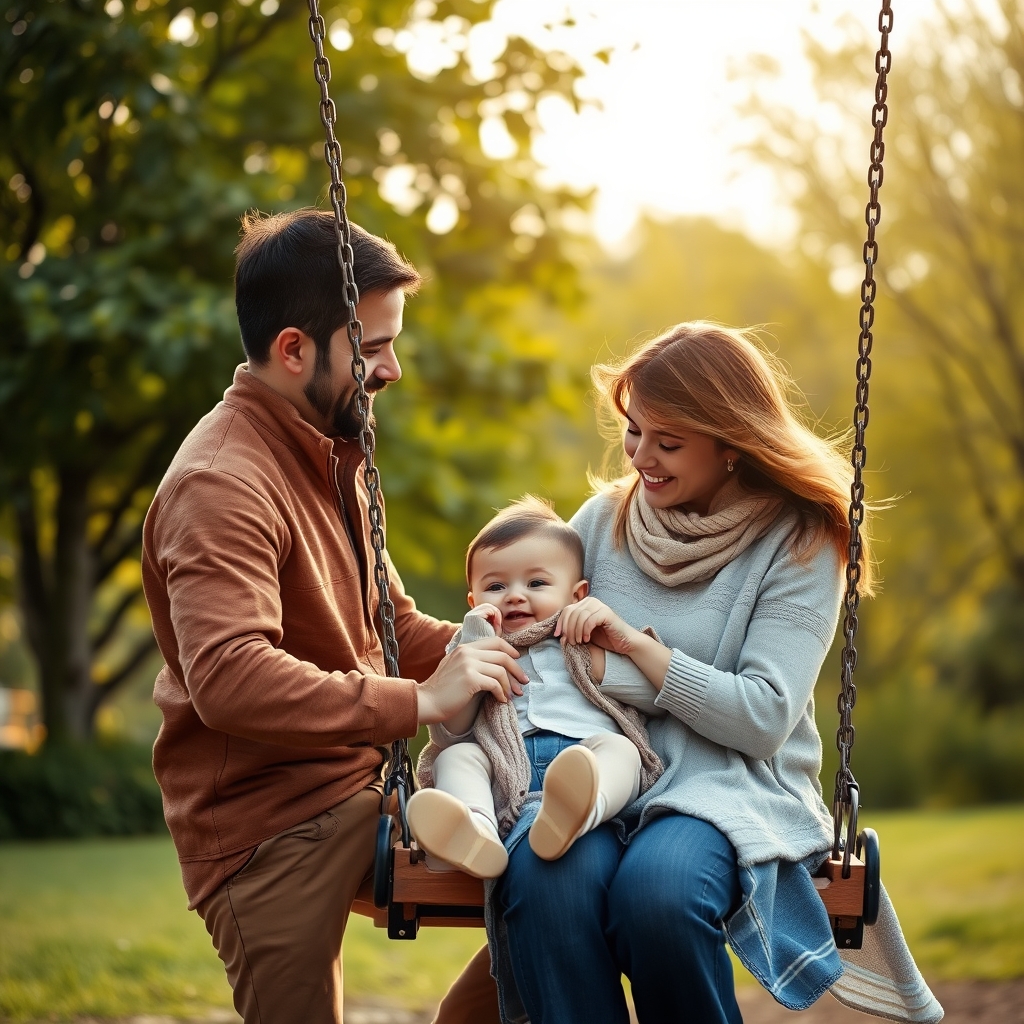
{"left": 417, "top": 637, "right": 528, "bottom": 726}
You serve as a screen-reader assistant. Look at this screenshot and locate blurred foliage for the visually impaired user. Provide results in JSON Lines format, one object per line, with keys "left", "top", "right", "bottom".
{"left": 0, "top": 740, "right": 165, "bottom": 839}
{"left": 744, "top": 0, "right": 1024, "bottom": 804}
{"left": 0, "top": 0, "right": 592, "bottom": 738}
{"left": 1, "top": 0, "right": 1022, "bottom": 809}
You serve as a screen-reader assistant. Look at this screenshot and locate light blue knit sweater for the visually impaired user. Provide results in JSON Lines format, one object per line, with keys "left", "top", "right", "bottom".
{"left": 572, "top": 492, "right": 839, "bottom": 866}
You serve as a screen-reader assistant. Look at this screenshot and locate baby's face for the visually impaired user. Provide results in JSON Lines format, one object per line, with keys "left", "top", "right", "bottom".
{"left": 469, "top": 533, "right": 587, "bottom": 631}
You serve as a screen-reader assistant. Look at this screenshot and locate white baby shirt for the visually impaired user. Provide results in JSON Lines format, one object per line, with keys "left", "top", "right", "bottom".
{"left": 509, "top": 637, "right": 621, "bottom": 739}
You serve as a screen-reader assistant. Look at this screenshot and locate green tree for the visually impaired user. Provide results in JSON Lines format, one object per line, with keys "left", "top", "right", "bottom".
{"left": 748, "top": 1, "right": 1024, "bottom": 708}
{"left": 0, "top": 0, "right": 588, "bottom": 741}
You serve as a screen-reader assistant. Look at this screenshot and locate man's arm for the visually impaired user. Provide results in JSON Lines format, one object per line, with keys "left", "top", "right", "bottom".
{"left": 148, "top": 471, "right": 525, "bottom": 746}
{"left": 150, "top": 469, "right": 422, "bottom": 748}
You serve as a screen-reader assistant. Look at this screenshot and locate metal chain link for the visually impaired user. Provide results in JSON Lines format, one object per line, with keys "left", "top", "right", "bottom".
{"left": 307, "top": 0, "right": 414, "bottom": 806}
{"left": 833, "top": 0, "right": 893, "bottom": 866}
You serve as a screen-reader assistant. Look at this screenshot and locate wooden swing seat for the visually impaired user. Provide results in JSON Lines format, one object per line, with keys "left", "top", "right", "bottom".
{"left": 352, "top": 831, "right": 878, "bottom": 947}
{"left": 353, "top": 842, "right": 485, "bottom": 936}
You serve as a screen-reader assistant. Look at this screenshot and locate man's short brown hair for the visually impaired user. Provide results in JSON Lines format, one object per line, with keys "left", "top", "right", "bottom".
{"left": 466, "top": 496, "right": 585, "bottom": 584}
{"left": 234, "top": 208, "right": 421, "bottom": 365}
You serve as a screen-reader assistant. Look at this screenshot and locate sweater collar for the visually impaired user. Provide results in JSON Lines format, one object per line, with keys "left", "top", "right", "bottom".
{"left": 221, "top": 363, "right": 364, "bottom": 474}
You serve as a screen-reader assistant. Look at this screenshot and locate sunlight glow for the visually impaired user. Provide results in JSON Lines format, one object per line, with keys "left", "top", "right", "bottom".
{"left": 329, "top": 19, "right": 353, "bottom": 52}
{"left": 426, "top": 193, "right": 460, "bottom": 234}
{"left": 479, "top": 115, "right": 518, "bottom": 160}
{"left": 167, "top": 8, "right": 195, "bottom": 43}
{"left": 486, "top": 0, "right": 944, "bottom": 248}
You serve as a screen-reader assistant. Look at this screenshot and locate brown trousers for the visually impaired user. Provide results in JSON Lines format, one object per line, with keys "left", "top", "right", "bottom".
{"left": 197, "top": 786, "right": 501, "bottom": 1024}
{"left": 431, "top": 943, "right": 501, "bottom": 1024}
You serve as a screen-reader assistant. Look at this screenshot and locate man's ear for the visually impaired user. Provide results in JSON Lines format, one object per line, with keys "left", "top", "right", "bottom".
{"left": 271, "top": 328, "right": 311, "bottom": 376}
{"left": 467, "top": 593, "right": 476, "bottom": 609}
{"left": 572, "top": 579, "right": 589, "bottom": 602}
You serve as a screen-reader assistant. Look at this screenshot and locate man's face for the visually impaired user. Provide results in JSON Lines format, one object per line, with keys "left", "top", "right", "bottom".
{"left": 303, "top": 288, "right": 406, "bottom": 438}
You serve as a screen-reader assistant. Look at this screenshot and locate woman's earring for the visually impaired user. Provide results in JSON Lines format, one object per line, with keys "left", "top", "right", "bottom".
{"left": 727, "top": 459, "right": 735, "bottom": 473}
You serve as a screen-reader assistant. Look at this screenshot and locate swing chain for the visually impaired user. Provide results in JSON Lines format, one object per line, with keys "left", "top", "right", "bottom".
{"left": 833, "top": 0, "right": 893, "bottom": 863}
{"left": 307, "top": 0, "right": 411, "bottom": 795}
{"left": 306, "top": 0, "right": 400, "bottom": 678}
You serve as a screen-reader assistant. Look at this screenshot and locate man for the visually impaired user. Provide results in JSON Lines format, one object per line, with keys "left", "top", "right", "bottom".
{"left": 142, "top": 208, "right": 523, "bottom": 1024}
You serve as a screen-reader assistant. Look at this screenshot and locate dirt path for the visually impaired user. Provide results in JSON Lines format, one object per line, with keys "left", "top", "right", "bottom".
{"left": 346, "top": 980, "right": 1024, "bottom": 1023}
{"left": 78, "top": 980, "right": 1023, "bottom": 1023}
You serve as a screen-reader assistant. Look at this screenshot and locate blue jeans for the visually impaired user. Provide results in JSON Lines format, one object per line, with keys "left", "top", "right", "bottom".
{"left": 522, "top": 729, "right": 580, "bottom": 791}
{"left": 499, "top": 804, "right": 744, "bottom": 1024}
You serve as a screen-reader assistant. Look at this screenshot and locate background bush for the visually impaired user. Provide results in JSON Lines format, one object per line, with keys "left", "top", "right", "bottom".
{"left": 0, "top": 741, "right": 165, "bottom": 839}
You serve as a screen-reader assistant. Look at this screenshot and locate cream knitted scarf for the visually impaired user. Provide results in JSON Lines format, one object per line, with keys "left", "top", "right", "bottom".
{"left": 416, "top": 614, "right": 664, "bottom": 839}
{"left": 625, "top": 475, "right": 784, "bottom": 586}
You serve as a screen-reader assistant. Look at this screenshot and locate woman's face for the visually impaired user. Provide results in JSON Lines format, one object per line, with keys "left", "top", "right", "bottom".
{"left": 623, "top": 398, "right": 737, "bottom": 516}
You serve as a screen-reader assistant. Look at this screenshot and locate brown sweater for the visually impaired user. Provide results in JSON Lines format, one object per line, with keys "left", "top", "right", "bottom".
{"left": 142, "top": 365, "right": 453, "bottom": 908}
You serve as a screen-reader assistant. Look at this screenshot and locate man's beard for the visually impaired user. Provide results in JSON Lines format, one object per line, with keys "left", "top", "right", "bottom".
{"left": 304, "top": 344, "right": 388, "bottom": 439}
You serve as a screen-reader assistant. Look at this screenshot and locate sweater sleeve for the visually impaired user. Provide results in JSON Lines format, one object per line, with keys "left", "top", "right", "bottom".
{"left": 425, "top": 612, "right": 493, "bottom": 747}
{"left": 153, "top": 469, "right": 419, "bottom": 749}
{"left": 654, "top": 543, "right": 842, "bottom": 760}
{"left": 599, "top": 652, "right": 666, "bottom": 717}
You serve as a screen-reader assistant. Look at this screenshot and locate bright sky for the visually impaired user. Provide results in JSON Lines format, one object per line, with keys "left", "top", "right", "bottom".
{"left": 475, "top": 0, "right": 942, "bottom": 248}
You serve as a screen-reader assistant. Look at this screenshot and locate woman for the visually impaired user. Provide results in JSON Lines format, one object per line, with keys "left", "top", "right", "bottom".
{"left": 485, "top": 323, "right": 940, "bottom": 1024}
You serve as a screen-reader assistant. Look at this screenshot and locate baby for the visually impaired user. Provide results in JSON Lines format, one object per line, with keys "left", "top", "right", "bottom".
{"left": 407, "top": 497, "right": 649, "bottom": 878}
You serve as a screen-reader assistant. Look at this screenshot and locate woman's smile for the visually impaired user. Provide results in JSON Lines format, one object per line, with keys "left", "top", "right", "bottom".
{"left": 624, "top": 398, "right": 737, "bottom": 515}
{"left": 639, "top": 470, "right": 673, "bottom": 490}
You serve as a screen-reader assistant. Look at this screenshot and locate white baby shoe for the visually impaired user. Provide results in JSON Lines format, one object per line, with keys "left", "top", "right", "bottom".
{"left": 529, "top": 744, "right": 602, "bottom": 861}
{"left": 406, "top": 789, "right": 508, "bottom": 879}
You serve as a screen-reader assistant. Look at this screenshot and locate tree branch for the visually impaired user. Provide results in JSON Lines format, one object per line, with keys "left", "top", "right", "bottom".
{"left": 90, "top": 585, "right": 145, "bottom": 653}
{"left": 929, "top": 352, "right": 1024, "bottom": 585}
{"left": 932, "top": 187, "right": 1024, "bottom": 405}
{"left": 871, "top": 535, "right": 993, "bottom": 668}
{"left": 93, "top": 521, "right": 145, "bottom": 589}
{"left": 200, "top": 2, "right": 300, "bottom": 96}
{"left": 8, "top": 145, "right": 46, "bottom": 253}
{"left": 893, "top": 290, "right": 1024, "bottom": 473}
{"left": 87, "top": 634, "right": 159, "bottom": 717}
{"left": 90, "top": 429, "right": 168, "bottom": 563}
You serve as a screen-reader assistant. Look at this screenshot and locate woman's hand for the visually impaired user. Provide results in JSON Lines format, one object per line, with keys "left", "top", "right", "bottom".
{"left": 555, "top": 597, "right": 640, "bottom": 655}
{"left": 558, "top": 598, "right": 673, "bottom": 693}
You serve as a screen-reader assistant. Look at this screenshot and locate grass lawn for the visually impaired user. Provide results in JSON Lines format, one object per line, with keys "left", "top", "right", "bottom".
{"left": 0, "top": 805, "right": 1021, "bottom": 1021}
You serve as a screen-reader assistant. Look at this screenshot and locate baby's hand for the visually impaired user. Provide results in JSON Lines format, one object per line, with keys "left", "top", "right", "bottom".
{"left": 467, "top": 602, "right": 502, "bottom": 634}
{"left": 555, "top": 596, "right": 638, "bottom": 655}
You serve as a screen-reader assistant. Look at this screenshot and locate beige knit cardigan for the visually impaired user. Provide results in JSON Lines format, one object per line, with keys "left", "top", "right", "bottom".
{"left": 416, "top": 614, "right": 664, "bottom": 839}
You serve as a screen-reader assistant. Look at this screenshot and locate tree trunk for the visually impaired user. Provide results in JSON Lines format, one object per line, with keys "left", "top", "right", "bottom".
{"left": 55, "top": 468, "right": 95, "bottom": 740}
{"left": 15, "top": 468, "right": 96, "bottom": 743}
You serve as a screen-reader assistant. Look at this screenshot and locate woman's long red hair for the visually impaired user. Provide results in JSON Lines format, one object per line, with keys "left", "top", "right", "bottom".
{"left": 591, "top": 322, "right": 874, "bottom": 594}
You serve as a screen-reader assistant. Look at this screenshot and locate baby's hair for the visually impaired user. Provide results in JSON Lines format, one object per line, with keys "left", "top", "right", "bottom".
{"left": 466, "top": 495, "right": 585, "bottom": 584}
